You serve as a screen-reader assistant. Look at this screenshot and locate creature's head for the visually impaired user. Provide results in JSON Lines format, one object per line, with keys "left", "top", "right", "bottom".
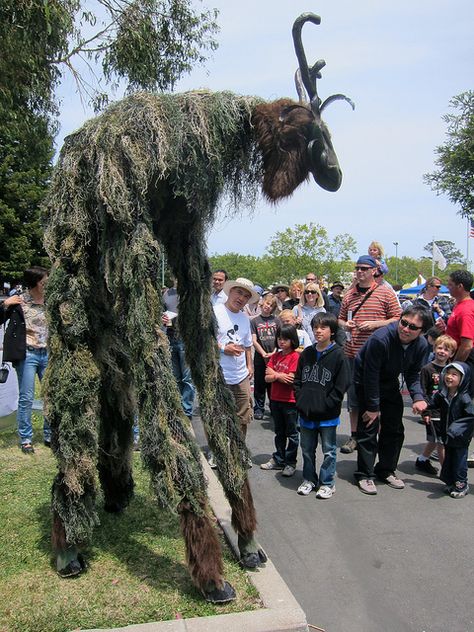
{"left": 252, "top": 12, "right": 353, "bottom": 202}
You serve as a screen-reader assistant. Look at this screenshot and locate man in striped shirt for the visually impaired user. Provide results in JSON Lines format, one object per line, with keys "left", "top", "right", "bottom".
{"left": 338, "top": 255, "right": 402, "bottom": 453}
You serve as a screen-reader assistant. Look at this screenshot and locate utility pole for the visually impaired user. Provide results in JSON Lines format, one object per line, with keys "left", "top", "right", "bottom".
{"left": 392, "top": 241, "right": 399, "bottom": 284}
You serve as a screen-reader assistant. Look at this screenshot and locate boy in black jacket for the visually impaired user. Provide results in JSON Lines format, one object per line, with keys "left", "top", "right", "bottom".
{"left": 422, "top": 362, "right": 474, "bottom": 498}
{"left": 294, "top": 313, "right": 350, "bottom": 498}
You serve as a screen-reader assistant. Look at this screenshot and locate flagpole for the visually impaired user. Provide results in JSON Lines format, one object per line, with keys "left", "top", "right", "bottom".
{"left": 467, "top": 218, "right": 470, "bottom": 271}
{"left": 432, "top": 236, "right": 435, "bottom": 276}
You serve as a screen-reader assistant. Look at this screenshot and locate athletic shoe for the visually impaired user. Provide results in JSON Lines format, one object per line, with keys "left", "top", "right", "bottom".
{"left": 297, "top": 480, "right": 316, "bottom": 495}
{"left": 358, "top": 479, "right": 377, "bottom": 495}
{"left": 260, "top": 458, "right": 283, "bottom": 470}
{"left": 254, "top": 411, "right": 264, "bottom": 420}
{"left": 281, "top": 465, "right": 295, "bottom": 477}
{"left": 316, "top": 485, "right": 335, "bottom": 499}
{"left": 415, "top": 457, "right": 438, "bottom": 476}
{"left": 207, "top": 451, "right": 217, "bottom": 469}
{"left": 340, "top": 437, "right": 357, "bottom": 454}
{"left": 450, "top": 483, "right": 469, "bottom": 499}
{"left": 381, "top": 474, "right": 405, "bottom": 489}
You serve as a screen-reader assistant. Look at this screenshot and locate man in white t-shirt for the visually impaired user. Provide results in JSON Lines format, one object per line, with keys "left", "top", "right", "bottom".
{"left": 213, "top": 278, "right": 259, "bottom": 442}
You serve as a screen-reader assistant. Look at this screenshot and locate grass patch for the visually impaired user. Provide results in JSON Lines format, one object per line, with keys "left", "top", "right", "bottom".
{"left": 0, "top": 415, "right": 260, "bottom": 632}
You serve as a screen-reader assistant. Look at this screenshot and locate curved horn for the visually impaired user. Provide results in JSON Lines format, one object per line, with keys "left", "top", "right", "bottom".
{"left": 292, "top": 13, "right": 322, "bottom": 108}
{"left": 320, "top": 94, "right": 356, "bottom": 112}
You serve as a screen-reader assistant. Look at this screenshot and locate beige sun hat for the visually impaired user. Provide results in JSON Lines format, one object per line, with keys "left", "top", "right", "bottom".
{"left": 223, "top": 277, "right": 260, "bottom": 304}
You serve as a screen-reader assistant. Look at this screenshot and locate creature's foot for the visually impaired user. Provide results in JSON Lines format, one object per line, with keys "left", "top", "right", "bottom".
{"left": 103, "top": 500, "right": 127, "bottom": 514}
{"left": 202, "top": 580, "right": 236, "bottom": 604}
{"left": 238, "top": 534, "right": 267, "bottom": 569}
{"left": 56, "top": 547, "right": 86, "bottom": 578}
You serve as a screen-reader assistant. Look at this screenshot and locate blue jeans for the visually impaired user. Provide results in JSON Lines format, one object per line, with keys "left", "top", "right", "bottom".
{"left": 169, "top": 338, "right": 195, "bottom": 417}
{"left": 14, "top": 347, "right": 50, "bottom": 445}
{"left": 440, "top": 446, "right": 468, "bottom": 487}
{"left": 299, "top": 424, "right": 337, "bottom": 487}
{"left": 270, "top": 400, "right": 299, "bottom": 466}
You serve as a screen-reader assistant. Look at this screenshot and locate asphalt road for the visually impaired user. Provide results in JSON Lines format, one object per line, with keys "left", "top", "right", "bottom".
{"left": 195, "top": 401, "right": 474, "bottom": 632}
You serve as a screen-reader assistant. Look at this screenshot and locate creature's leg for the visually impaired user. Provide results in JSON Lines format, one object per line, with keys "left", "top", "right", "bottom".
{"left": 160, "top": 213, "right": 263, "bottom": 567}
{"left": 121, "top": 224, "right": 234, "bottom": 602}
{"left": 45, "top": 263, "right": 102, "bottom": 576}
{"left": 96, "top": 352, "right": 135, "bottom": 514}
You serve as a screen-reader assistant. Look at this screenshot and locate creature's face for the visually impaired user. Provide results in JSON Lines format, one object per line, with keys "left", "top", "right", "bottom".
{"left": 251, "top": 99, "right": 343, "bottom": 202}
{"left": 306, "top": 117, "right": 342, "bottom": 192}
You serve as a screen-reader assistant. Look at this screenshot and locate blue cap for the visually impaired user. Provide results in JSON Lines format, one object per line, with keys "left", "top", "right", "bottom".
{"left": 356, "top": 255, "right": 377, "bottom": 268}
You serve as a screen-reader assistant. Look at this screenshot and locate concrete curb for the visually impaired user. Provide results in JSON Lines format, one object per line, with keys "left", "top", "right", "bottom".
{"left": 84, "top": 454, "right": 309, "bottom": 632}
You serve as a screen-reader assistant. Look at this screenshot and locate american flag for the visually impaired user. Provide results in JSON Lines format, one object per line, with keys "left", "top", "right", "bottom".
{"left": 470, "top": 219, "right": 474, "bottom": 238}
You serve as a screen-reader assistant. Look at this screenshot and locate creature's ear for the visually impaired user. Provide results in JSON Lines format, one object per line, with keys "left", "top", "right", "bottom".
{"left": 252, "top": 99, "right": 314, "bottom": 202}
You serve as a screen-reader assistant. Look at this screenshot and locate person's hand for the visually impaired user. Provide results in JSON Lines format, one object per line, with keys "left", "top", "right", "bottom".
{"left": 278, "top": 373, "right": 294, "bottom": 384}
{"left": 413, "top": 400, "right": 428, "bottom": 415}
{"left": 358, "top": 320, "right": 377, "bottom": 332}
{"left": 346, "top": 319, "right": 356, "bottom": 330}
{"left": 161, "top": 314, "right": 170, "bottom": 327}
{"left": 421, "top": 413, "right": 431, "bottom": 426}
{"left": 435, "top": 318, "right": 446, "bottom": 332}
{"left": 247, "top": 366, "right": 254, "bottom": 380}
{"left": 362, "top": 410, "right": 379, "bottom": 426}
{"left": 3, "top": 295, "right": 22, "bottom": 308}
{"left": 223, "top": 342, "right": 244, "bottom": 356}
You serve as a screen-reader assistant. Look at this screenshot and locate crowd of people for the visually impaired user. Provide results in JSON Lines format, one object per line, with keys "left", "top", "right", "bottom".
{"left": 208, "top": 241, "right": 474, "bottom": 500}
{"left": 1, "top": 240, "right": 474, "bottom": 501}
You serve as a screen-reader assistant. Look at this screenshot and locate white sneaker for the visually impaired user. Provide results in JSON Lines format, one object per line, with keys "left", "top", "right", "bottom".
{"left": 207, "top": 451, "right": 217, "bottom": 469}
{"left": 297, "top": 480, "right": 315, "bottom": 495}
{"left": 316, "top": 485, "right": 335, "bottom": 499}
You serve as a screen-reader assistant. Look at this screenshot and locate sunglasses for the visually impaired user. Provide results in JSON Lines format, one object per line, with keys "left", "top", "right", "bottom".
{"left": 431, "top": 285, "right": 441, "bottom": 289}
{"left": 306, "top": 278, "right": 316, "bottom": 282}
{"left": 354, "top": 266, "right": 372, "bottom": 272}
{"left": 304, "top": 290, "right": 319, "bottom": 295}
{"left": 399, "top": 318, "right": 423, "bottom": 331}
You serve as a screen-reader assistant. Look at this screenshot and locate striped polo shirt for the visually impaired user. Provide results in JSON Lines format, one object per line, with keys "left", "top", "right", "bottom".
{"left": 339, "top": 282, "right": 401, "bottom": 358}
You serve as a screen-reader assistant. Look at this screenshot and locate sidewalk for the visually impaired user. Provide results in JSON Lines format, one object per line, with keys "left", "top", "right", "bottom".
{"left": 84, "top": 451, "right": 309, "bottom": 632}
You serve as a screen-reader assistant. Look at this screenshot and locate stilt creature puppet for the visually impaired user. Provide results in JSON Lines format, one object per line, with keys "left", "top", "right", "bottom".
{"left": 43, "top": 12, "right": 352, "bottom": 603}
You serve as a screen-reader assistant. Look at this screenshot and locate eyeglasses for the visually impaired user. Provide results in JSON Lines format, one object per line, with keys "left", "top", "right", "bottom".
{"left": 354, "top": 266, "right": 371, "bottom": 272}
{"left": 305, "top": 278, "right": 316, "bottom": 282}
{"left": 304, "top": 290, "right": 319, "bottom": 295}
{"left": 431, "top": 285, "right": 441, "bottom": 289}
{"left": 399, "top": 318, "right": 423, "bottom": 331}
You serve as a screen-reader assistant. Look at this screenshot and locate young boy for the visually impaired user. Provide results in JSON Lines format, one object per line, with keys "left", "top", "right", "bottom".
{"left": 293, "top": 313, "right": 350, "bottom": 498}
{"left": 423, "top": 362, "right": 474, "bottom": 498}
{"left": 416, "top": 335, "right": 457, "bottom": 475}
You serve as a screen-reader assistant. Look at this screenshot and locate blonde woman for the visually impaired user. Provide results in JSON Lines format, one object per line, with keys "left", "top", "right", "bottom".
{"left": 292, "top": 283, "right": 326, "bottom": 344}
{"left": 283, "top": 279, "right": 305, "bottom": 310}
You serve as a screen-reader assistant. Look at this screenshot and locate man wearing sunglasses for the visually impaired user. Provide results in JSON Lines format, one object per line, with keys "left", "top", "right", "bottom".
{"left": 402, "top": 276, "right": 447, "bottom": 327}
{"left": 338, "top": 255, "right": 402, "bottom": 453}
{"left": 352, "top": 306, "right": 431, "bottom": 494}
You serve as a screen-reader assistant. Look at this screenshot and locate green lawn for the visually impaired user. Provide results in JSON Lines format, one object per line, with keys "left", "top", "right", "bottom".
{"left": 0, "top": 414, "right": 260, "bottom": 632}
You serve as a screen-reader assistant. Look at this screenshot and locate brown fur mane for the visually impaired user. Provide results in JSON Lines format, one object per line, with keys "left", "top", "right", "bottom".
{"left": 251, "top": 98, "right": 314, "bottom": 202}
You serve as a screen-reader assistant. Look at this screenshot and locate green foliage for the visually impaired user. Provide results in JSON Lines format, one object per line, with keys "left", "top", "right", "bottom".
{"left": 0, "top": 109, "right": 53, "bottom": 280}
{"left": 0, "top": 0, "right": 221, "bottom": 282}
{"left": 265, "top": 222, "right": 357, "bottom": 283}
{"left": 0, "top": 429, "right": 258, "bottom": 631}
{"left": 104, "top": 0, "right": 219, "bottom": 96}
{"left": 422, "top": 240, "right": 464, "bottom": 265}
{"left": 425, "top": 91, "right": 474, "bottom": 217}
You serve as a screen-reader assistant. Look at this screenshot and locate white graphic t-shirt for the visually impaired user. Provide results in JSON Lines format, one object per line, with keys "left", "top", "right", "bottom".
{"left": 213, "top": 303, "right": 252, "bottom": 385}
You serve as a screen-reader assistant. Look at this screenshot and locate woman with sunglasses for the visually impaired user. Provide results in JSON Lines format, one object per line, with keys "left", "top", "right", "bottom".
{"left": 293, "top": 282, "right": 326, "bottom": 344}
{"left": 402, "top": 277, "right": 448, "bottom": 328}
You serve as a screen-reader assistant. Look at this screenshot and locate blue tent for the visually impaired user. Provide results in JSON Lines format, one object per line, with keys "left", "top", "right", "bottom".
{"left": 398, "top": 283, "right": 449, "bottom": 296}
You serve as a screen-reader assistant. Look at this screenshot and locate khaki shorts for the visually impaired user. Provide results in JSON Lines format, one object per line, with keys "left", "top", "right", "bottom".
{"left": 227, "top": 376, "right": 253, "bottom": 427}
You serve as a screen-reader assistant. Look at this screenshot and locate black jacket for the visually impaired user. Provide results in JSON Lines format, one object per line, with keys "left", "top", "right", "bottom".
{"left": 426, "top": 362, "right": 474, "bottom": 447}
{"left": 294, "top": 343, "right": 350, "bottom": 421}
{"left": 0, "top": 301, "right": 26, "bottom": 362}
{"left": 354, "top": 322, "right": 427, "bottom": 412}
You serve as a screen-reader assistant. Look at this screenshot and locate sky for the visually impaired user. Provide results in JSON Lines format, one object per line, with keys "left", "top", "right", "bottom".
{"left": 56, "top": 0, "right": 474, "bottom": 263}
